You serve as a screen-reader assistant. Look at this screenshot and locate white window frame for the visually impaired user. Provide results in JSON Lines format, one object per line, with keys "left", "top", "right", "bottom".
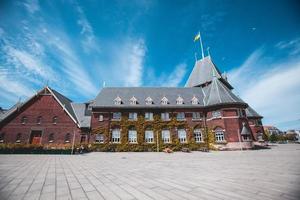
{"left": 128, "top": 112, "right": 137, "bottom": 121}
{"left": 161, "top": 112, "right": 170, "bottom": 121}
{"left": 112, "top": 112, "right": 121, "bottom": 120}
{"left": 215, "top": 129, "right": 225, "bottom": 142}
{"left": 191, "top": 96, "right": 199, "bottom": 105}
{"left": 176, "top": 96, "right": 184, "bottom": 105}
{"left": 192, "top": 112, "right": 201, "bottom": 120}
{"left": 128, "top": 130, "right": 137, "bottom": 143}
{"left": 112, "top": 129, "right": 121, "bottom": 143}
{"left": 178, "top": 129, "right": 187, "bottom": 143}
{"left": 95, "top": 134, "right": 104, "bottom": 143}
{"left": 145, "top": 97, "right": 153, "bottom": 105}
{"left": 161, "top": 97, "right": 168, "bottom": 105}
{"left": 212, "top": 110, "right": 222, "bottom": 118}
{"left": 194, "top": 129, "right": 203, "bottom": 143}
{"left": 176, "top": 112, "right": 185, "bottom": 120}
{"left": 114, "top": 96, "right": 122, "bottom": 105}
{"left": 145, "top": 112, "right": 153, "bottom": 121}
{"left": 145, "top": 130, "right": 154, "bottom": 143}
{"left": 162, "top": 130, "right": 171, "bottom": 143}
{"left": 98, "top": 115, "right": 104, "bottom": 122}
{"left": 129, "top": 96, "right": 137, "bottom": 105}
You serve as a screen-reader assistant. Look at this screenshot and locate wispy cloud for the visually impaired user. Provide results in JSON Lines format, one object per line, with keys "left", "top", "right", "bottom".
{"left": 228, "top": 40, "right": 300, "bottom": 130}
{"left": 275, "top": 38, "right": 300, "bottom": 56}
{"left": 75, "top": 3, "right": 100, "bottom": 54}
{"left": 22, "top": 0, "right": 40, "bottom": 14}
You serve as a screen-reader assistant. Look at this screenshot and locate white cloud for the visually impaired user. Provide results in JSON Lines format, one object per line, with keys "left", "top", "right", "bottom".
{"left": 23, "top": 0, "right": 40, "bottom": 14}
{"left": 275, "top": 38, "right": 300, "bottom": 56}
{"left": 75, "top": 4, "right": 99, "bottom": 53}
{"left": 228, "top": 45, "right": 300, "bottom": 130}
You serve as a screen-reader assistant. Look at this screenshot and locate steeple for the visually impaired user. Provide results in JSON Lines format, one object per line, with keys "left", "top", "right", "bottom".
{"left": 185, "top": 56, "right": 234, "bottom": 89}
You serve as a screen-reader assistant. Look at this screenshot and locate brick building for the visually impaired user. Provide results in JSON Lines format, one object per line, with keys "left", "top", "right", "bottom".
{"left": 0, "top": 55, "right": 265, "bottom": 150}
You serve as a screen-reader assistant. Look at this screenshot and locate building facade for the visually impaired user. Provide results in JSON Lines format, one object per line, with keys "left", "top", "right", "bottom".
{"left": 0, "top": 56, "right": 266, "bottom": 150}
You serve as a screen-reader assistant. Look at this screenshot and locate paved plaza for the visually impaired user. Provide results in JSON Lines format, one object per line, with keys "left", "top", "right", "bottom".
{"left": 0, "top": 144, "right": 300, "bottom": 200}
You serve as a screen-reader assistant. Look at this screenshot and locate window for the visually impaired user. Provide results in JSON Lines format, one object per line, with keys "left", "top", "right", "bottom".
{"left": 145, "top": 112, "right": 153, "bottom": 121}
{"left": 191, "top": 96, "right": 199, "bottom": 105}
{"left": 162, "top": 130, "right": 171, "bottom": 143}
{"left": 212, "top": 110, "right": 222, "bottom": 118}
{"left": 21, "top": 116, "right": 27, "bottom": 124}
{"left": 112, "top": 129, "right": 120, "bottom": 143}
{"left": 194, "top": 129, "right": 203, "bottom": 143}
{"left": 176, "top": 112, "right": 185, "bottom": 120}
{"left": 98, "top": 115, "right": 103, "bottom": 121}
{"left": 161, "top": 112, "right": 170, "bottom": 121}
{"left": 176, "top": 96, "right": 184, "bottom": 105}
{"left": 16, "top": 133, "right": 22, "bottom": 143}
{"left": 112, "top": 112, "right": 121, "bottom": 120}
{"left": 145, "top": 97, "right": 153, "bottom": 105}
{"left": 0, "top": 133, "right": 4, "bottom": 143}
{"left": 242, "top": 135, "right": 251, "bottom": 141}
{"left": 161, "top": 97, "right": 168, "bottom": 105}
{"left": 215, "top": 128, "right": 225, "bottom": 142}
{"left": 48, "top": 133, "right": 54, "bottom": 143}
{"left": 95, "top": 134, "right": 104, "bottom": 143}
{"left": 128, "top": 129, "right": 137, "bottom": 143}
{"left": 145, "top": 130, "right": 154, "bottom": 143}
{"left": 192, "top": 112, "right": 201, "bottom": 120}
{"left": 129, "top": 96, "right": 137, "bottom": 105}
{"left": 52, "top": 116, "right": 58, "bottom": 124}
{"left": 114, "top": 96, "right": 122, "bottom": 105}
{"left": 257, "top": 132, "right": 263, "bottom": 141}
{"left": 37, "top": 116, "right": 42, "bottom": 124}
{"left": 129, "top": 112, "right": 137, "bottom": 121}
{"left": 65, "top": 133, "right": 71, "bottom": 143}
{"left": 178, "top": 129, "right": 187, "bottom": 143}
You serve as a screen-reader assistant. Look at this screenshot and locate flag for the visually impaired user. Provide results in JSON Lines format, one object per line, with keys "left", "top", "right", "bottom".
{"left": 194, "top": 32, "right": 200, "bottom": 42}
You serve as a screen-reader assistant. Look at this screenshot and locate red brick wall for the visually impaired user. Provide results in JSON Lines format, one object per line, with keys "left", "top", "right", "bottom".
{"left": 0, "top": 94, "right": 81, "bottom": 145}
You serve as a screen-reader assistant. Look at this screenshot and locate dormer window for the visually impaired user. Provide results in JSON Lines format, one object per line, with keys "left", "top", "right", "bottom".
{"left": 191, "top": 96, "right": 199, "bottom": 105}
{"left": 129, "top": 96, "right": 137, "bottom": 105}
{"left": 161, "top": 96, "right": 168, "bottom": 105}
{"left": 114, "top": 96, "right": 122, "bottom": 105}
{"left": 145, "top": 97, "right": 153, "bottom": 105}
{"left": 176, "top": 96, "right": 184, "bottom": 105}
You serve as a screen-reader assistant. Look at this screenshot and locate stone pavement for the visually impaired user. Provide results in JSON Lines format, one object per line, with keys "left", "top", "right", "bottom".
{"left": 0, "top": 144, "right": 300, "bottom": 200}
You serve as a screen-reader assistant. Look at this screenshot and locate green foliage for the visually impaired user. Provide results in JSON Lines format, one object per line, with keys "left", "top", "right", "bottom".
{"left": 91, "top": 113, "right": 208, "bottom": 152}
{"left": 269, "top": 134, "right": 277, "bottom": 143}
{"left": 0, "top": 143, "right": 73, "bottom": 154}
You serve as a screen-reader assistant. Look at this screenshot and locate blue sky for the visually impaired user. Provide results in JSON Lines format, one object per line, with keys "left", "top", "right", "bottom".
{"left": 0, "top": 0, "right": 300, "bottom": 130}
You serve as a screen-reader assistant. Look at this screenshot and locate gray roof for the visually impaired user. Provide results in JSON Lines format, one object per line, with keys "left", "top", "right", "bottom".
{"left": 185, "top": 56, "right": 233, "bottom": 89}
{"left": 71, "top": 103, "right": 91, "bottom": 128}
{"left": 241, "top": 123, "right": 251, "bottom": 135}
{"left": 0, "top": 102, "right": 22, "bottom": 122}
{"left": 246, "top": 106, "right": 262, "bottom": 118}
{"left": 204, "top": 77, "right": 245, "bottom": 106}
{"left": 92, "top": 84, "right": 246, "bottom": 108}
{"left": 51, "top": 88, "right": 77, "bottom": 122}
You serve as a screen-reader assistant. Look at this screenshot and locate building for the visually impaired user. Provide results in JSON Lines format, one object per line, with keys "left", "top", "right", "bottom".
{"left": 0, "top": 55, "right": 265, "bottom": 150}
{"left": 263, "top": 125, "right": 282, "bottom": 136}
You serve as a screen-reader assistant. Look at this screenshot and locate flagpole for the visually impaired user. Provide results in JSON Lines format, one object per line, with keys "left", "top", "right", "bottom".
{"left": 199, "top": 31, "right": 204, "bottom": 59}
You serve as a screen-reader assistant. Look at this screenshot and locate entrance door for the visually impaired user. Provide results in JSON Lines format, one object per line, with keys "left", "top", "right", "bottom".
{"left": 30, "top": 130, "right": 42, "bottom": 144}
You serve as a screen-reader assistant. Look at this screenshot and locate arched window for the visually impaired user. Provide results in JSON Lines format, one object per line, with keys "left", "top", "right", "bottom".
{"left": 128, "top": 127, "right": 137, "bottom": 143}
{"left": 21, "top": 116, "right": 27, "bottom": 124}
{"left": 52, "top": 116, "right": 58, "bottom": 124}
{"left": 112, "top": 128, "right": 121, "bottom": 143}
{"left": 145, "top": 127, "right": 154, "bottom": 143}
{"left": 65, "top": 133, "right": 71, "bottom": 143}
{"left": 215, "top": 128, "right": 225, "bottom": 142}
{"left": 178, "top": 129, "right": 187, "bottom": 143}
{"left": 194, "top": 128, "right": 203, "bottom": 143}
{"left": 48, "top": 133, "right": 54, "bottom": 143}
{"left": 16, "top": 133, "right": 22, "bottom": 143}
{"left": 37, "top": 116, "right": 42, "bottom": 124}
{"left": 0, "top": 132, "right": 5, "bottom": 143}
